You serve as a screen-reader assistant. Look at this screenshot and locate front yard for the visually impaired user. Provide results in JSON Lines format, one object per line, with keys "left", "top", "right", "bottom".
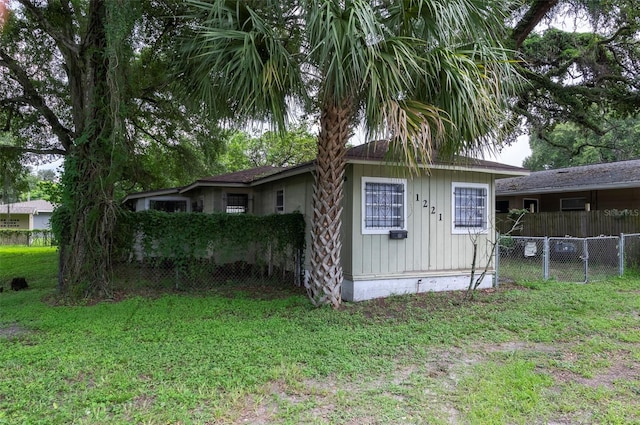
{"left": 1, "top": 247, "right": 639, "bottom": 424}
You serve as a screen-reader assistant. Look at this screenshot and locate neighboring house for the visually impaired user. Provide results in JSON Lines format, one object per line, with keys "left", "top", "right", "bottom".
{"left": 0, "top": 200, "right": 55, "bottom": 230}
{"left": 496, "top": 159, "right": 640, "bottom": 213}
{"left": 124, "top": 141, "right": 527, "bottom": 301}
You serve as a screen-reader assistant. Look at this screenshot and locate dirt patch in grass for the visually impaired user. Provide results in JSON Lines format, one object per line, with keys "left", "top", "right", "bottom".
{"left": 228, "top": 340, "right": 640, "bottom": 424}
{"left": 229, "top": 349, "right": 471, "bottom": 424}
{"left": 344, "top": 283, "right": 530, "bottom": 320}
{"left": 550, "top": 350, "right": 639, "bottom": 389}
{"left": 0, "top": 322, "right": 29, "bottom": 339}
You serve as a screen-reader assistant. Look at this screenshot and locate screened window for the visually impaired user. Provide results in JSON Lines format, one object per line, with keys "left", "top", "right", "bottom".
{"left": 452, "top": 183, "right": 488, "bottom": 233}
{"left": 362, "top": 177, "right": 407, "bottom": 234}
{"left": 496, "top": 200, "right": 509, "bottom": 213}
{"left": 226, "top": 194, "right": 248, "bottom": 214}
{"left": 191, "top": 197, "right": 204, "bottom": 213}
{"left": 276, "top": 189, "right": 284, "bottom": 213}
{"left": 560, "top": 197, "right": 586, "bottom": 211}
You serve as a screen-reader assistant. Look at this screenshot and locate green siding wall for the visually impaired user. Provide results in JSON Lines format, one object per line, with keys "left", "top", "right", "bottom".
{"left": 348, "top": 164, "right": 495, "bottom": 279}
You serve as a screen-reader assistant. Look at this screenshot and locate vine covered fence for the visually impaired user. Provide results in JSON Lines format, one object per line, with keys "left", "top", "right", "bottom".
{"left": 112, "top": 211, "right": 306, "bottom": 291}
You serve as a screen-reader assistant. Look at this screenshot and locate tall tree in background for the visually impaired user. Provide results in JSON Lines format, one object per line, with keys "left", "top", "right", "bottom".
{"left": 524, "top": 117, "right": 640, "bottom": 170}
{"left": 509, "top": 1, "right": 640, "bottom": 151}
{"left": 0, "top": 0, "right": 221, "bottom": 298}
{"left": 219, "top": 125, "right": 317, "bottom": 173}
{"left": 182, "top": 0, "right": 521, "bottom": 307}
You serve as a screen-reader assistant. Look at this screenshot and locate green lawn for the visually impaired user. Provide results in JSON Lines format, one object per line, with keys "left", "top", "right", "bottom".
{"left": 1, "top": 247, "right": 639, "bottom": 424}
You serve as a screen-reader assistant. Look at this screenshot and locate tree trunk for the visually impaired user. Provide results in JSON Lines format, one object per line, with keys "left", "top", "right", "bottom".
{"left": 59, "top": 149, "right": 117, "bottom": 298}
{"left": 57, "top": 0, "right": 120, "bottom": 299}
{"left": 307, "top": 102, "right": 351, "bottom": 308}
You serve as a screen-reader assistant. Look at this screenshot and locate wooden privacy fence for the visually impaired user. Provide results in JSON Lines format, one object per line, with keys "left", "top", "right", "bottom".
{"left": 496, "top": 211, "right": 640, "bottom": 237}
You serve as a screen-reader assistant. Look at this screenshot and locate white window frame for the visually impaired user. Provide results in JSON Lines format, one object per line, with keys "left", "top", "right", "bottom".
{"left": 275, "top": 189, "right": 285, "bottom": 214}
{"left": 523, "top": 198, "right": 539, "bottom": 213}
{"left": 451, "top": 182, "right": 489, "bottom": 234}
{"left": 361, "top": 177, "right": 407, "bottom": 235}
{"left": 225, "top": 193, "right": 249, "bottom": 214}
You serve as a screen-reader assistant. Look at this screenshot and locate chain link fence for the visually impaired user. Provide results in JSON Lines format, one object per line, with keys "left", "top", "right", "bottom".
{"left": 111, "top": 247, "right": 303, "bottom": 291}
{"left": 621, "top": 233, "right": 640, "bottom": 271}
{"left": 497, "top": 234, "right": 636, "bottom": 284}
{"left": 0, "top": 230, "right": 55, "bottom": 246}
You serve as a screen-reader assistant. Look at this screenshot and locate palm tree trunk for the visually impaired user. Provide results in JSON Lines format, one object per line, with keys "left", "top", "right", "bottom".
{"left": 307, "top": 102, "right": 351, "bottom": 308}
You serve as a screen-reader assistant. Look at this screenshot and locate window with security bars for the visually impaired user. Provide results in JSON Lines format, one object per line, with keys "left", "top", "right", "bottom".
{"left": 452, "top": 183, "right": 488, "bottom": 233}
{"left": 149, "top": 199, "right": 187, "bottom": 213}
{"left": 362, "top": 178, "right": 406, "bottom": 233}
{"left": 226, "top": 193, "right": 249, "bottom": 213}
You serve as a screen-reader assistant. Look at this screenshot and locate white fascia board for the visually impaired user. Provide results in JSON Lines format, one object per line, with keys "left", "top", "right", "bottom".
{"left": 180, "top": 165, "right": 315, "bottom": 193}
{"left": 346, "top": 159, "right": 528, "bottom": 177}
{"left": 179, "top": 182, "right": 247, "bottom": 193}
{"left": 122, "top": 189, "right": 180, "bottom": 203}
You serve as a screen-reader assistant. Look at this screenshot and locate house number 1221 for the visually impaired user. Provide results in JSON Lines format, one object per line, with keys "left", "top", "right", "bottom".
{"left": 417, "top": 195, "right": 441, "bottom": 220}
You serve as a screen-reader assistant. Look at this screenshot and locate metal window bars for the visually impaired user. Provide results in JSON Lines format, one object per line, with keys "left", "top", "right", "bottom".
{"left": 364, "top": 182, "right": 404, "bottom": 229}
{"left": 454, "top": 187, "right": 487, "bottom": 229}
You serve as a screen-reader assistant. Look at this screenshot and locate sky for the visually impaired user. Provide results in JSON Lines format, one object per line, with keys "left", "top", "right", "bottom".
{"left": 488, "top": 135, "right": 531, "bottom": 167}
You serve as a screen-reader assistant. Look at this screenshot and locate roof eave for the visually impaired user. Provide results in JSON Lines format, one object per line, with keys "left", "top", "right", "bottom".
{"left": 122, "top": 188, "right": 181, "bottom": 203}
{"left": 346, "top": 158, "right": 528, "bottom": 177}
{"left": 249, "top": 163, "right": 314, "bottom": 186}
{"left": 497, "top": 181, "right": 640, "bottom": 196}
{"left": 179, "top": 181, "right": 251, "bottom": 193}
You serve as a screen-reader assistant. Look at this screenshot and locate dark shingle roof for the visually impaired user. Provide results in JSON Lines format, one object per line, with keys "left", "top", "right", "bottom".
{"left": 347, "top": 140, "right": 527, "bottom": 174}
{"left": 124, "top": 141, "right": 527, "bottom": 201}
{"left": 496, "top": 159, "right": 640, "bottom": 195}
{"left": 195, "top": 166, "right": 285, "bottom": 184}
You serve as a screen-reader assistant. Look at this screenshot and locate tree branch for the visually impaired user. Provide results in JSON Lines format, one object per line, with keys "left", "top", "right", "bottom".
{"left": 0, "top": 144, "right": 67, "bottom": 156}
{"left": 511, "top": 0, "right": 559, "bottom": 49}
{"left": 0, "top": 48, "right": 74, "bottom": 151}
{"left": 0, "top": 96, "right": 30, "bottom": 106}
{"left": 15, "top": 0, "right": 78, "bottom": 57}
{"left": 518, "top": 67, "right": 609, "bottom": 135}
{"left": 597, "top": 25, "right": 632, "bottom": 46}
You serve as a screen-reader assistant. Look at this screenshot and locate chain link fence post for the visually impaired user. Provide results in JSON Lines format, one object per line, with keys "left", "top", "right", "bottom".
{"left": 543, "top": 237, "right": 550, "bottom": 281}
{"left": 584, "top": 238, "right": 592, "bottom": 281}
{"left": 619, "top": 233, "right": 625, "bottom": 276}
{"left": 494, "top": 231, "right": 500, "bottom": 288}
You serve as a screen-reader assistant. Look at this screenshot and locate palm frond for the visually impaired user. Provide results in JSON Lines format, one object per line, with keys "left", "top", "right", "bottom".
{"left": 181, "top": 0, "right": 304, "bottom": 129}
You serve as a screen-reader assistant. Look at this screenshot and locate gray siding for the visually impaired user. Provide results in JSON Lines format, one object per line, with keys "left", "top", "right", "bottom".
{"left": 33, "top": 213, "right": 52, "bottom": 229}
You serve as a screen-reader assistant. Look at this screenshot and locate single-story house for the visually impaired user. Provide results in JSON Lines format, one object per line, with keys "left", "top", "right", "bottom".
{"left": 124, "top": 141, "right": 527, "bottom": 301}
{"left": 496, "top": 159, "right": 640, "bottom": 213}
{"left": 0, "top": 199, "right": 55, "bottom": 230}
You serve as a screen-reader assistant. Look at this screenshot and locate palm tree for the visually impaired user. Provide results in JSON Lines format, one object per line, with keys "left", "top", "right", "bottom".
{"left": 180, "top": 0, "right": 521, "bottom": 307}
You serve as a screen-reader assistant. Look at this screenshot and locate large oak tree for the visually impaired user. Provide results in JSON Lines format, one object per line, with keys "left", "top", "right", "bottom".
{"left": 0, "top": 0, "right": 221, "bottom": 298}
{"left": 509, "top": 1, "right": 640, "bottom": 145}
